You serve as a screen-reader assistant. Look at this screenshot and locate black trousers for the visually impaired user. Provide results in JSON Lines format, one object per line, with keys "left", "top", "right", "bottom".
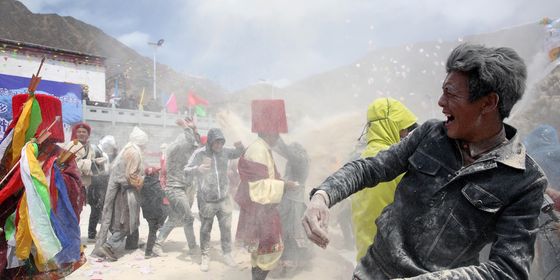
{"left": 87, "top": 175, "right": 108, "bottom": 238}
{"left": 87, "top": 205, "right": 102, "bottom": 238}
{"left": 252, "top": 267, "right": 270, "bottom": 280}
{"left": 145, "top": 217, "right": 164, "bottom": 255}
{"left": 125, "top": 229, "right": 139, "bottom": 250}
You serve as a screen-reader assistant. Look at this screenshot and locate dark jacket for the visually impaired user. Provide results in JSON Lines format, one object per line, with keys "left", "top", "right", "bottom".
{"left": 141, "top": 173, "right": 166, "bottom": 221}
{"left": 312, "top": 120, "right": 547, "bottom": 280}
{"left": 275, "top": 139, "right": 309, "bottom": 202}
{"left": 185, "top": 128, "right": 243, "bottom": 202}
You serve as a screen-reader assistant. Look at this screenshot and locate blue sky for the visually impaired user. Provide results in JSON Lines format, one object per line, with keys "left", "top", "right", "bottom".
{"left": 20, "top": 0, "right": 560, "bottom": 91}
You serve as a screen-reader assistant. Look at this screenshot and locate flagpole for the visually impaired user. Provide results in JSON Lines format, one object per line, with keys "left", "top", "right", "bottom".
{"left": 148, "top": 39, "right": 164, "bottom": 100}
{"left": 152, "top": 49, "right": 156, "bottom": 100}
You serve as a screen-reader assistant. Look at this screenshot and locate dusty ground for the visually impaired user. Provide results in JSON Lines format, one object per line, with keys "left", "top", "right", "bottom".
{"left": 67, "top": 110, "right": 361, "bottom": 280}
{"left": 67, "top": 202, "right": 356, "bottom": 280}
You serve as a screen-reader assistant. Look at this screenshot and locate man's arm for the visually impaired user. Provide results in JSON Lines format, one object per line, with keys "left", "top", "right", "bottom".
{"left": 302, "top": 120, "right": 432, "bottom": 248}
{"left": 184, "top": 148, "right": 205, "bottom": 175}
{"left": 123, "top": 147, "right": 144, "bottom": 189}
{"left": 75, "top": 148, "right": 93, "bottom": 176}
{"left": 92, "top": 145, "right": 107, "bottom": 169}
{"left": 176, "top": 118, "right": 198, "bottom": 148}
{"left": 224, "top": 142, "right": 245, "bottom": 160}
{"left": 311, "top": 120, "right": 428, "bottom": 207}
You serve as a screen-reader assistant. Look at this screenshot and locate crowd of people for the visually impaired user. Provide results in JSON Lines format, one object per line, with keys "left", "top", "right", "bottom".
{"left": 85, "top": 93, "right": 164, "bottom": 112}
{"left": 84, "top": 99, "right": 312, "bottom": 279}
{"left": 1, "top": 42, "right": 560, "bottom": 280}
{"left": 0, "top": 90, "right": 316, "bottom": 279}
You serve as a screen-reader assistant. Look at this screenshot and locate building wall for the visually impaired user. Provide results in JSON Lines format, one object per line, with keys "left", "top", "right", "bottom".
{"left": 0, "top": 54, "right": 106, "bottom": 101}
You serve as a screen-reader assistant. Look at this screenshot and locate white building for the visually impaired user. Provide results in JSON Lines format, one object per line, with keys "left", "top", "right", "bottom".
{"left": 0, "top": 38, "right": 106, "bottom": 101}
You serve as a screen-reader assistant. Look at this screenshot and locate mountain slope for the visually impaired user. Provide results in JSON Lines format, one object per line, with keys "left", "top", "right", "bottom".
{"left": 229, "top": 22, "right": 548, "bottom": 125}
{"left": 0, "top": 0, "right": 225, "bottom": 104}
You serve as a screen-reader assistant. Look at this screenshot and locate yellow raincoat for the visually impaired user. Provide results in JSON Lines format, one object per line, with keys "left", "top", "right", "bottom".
{"left": 351, "top": 98, "right": 417, "bottom": 261}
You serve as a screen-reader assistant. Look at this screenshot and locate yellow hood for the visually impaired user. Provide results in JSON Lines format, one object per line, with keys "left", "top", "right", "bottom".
{"left": 361, "top": 98, "right": 417, "bottom": 157}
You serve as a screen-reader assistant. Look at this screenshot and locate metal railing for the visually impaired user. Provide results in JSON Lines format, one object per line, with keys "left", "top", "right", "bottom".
{"left": 82, "top": 102, "right": 216, "bottom": 130}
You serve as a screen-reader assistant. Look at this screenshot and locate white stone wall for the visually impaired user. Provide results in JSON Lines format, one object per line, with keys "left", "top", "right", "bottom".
{"left": 0, "top": 54, "right": 106, "bottom": 101}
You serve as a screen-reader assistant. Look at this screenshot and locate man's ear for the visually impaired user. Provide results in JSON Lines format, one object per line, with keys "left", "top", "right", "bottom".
{"left": 481, "top": 92, "right": 499, "bottom": 114}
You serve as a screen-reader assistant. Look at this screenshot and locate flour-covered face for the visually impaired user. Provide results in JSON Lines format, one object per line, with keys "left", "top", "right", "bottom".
{"left": 438, "top": 71, "right": 487, "bottom": 142}
{"left": 211, "top": 139, "right": 225, "bottom": 153}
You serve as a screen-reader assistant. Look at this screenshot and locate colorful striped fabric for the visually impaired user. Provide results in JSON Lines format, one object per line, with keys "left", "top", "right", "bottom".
{"left": 7, "top": 94, "right": 42, "bottom": 169}
{"left": 51, "top": 163, "right": 81, "bottom": 264}
{"left": 17, "top": 143, "right": 62, "bottom": 265}
{"left": 0, "top": 129, "right": 14, "bottom": 160}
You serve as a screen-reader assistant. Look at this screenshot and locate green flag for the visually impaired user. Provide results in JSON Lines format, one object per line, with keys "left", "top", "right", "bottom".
{"left": 194, "top": 105, "right": 207, "bottom": 117}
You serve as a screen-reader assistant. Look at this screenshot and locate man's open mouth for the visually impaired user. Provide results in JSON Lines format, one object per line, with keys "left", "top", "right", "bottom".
{"left": 445, "top": 114, "right": 455, "bottom": 124}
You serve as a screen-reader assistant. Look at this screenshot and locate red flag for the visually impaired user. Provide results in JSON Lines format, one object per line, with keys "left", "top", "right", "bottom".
{"left": 187, "top": 90, "right": 209, "bottom": 107}
{"left": 166, "top": 93, "right": 178, "bottom": 113}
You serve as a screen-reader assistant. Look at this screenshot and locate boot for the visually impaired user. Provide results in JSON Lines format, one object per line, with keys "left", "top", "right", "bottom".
{"left": 152, "top": 243, "right": 167, "bottom": 257}
{"left": 252, "top": 266, "right": 269, "bottom": 280}
{"left": 125, "top": 230, "right": 139, "bottom": 250}
{"left": 99, "top": 244, "right": 118, "bottom": 262}
{"left": 223, "top": 253, "right": 237, "bottom": 267}
{"left": 200, "top": 255, "right": 210, "bottom": 272}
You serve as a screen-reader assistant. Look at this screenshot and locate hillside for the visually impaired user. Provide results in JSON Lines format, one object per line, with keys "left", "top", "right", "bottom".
{"left": 0, "top": 0, "right": 225, "bottom": 104}
{"left": 2, "top": 0, "right": 557, "bottom": 166}
{"left": 229, "top": 23, "right": 547, "bottom": 122}
{"left": 219, "top": 21, "right": 558, "bottom": 173}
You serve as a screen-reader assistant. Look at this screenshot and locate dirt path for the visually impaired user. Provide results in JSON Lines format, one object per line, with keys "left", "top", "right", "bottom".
{"left": 68, "top": 203, "right": 356, "bottom": 280}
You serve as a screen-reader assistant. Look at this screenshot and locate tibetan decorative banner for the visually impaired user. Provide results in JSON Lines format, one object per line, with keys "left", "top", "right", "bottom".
{"left": 0, "top": 73, "right": 83, "bottom": 138}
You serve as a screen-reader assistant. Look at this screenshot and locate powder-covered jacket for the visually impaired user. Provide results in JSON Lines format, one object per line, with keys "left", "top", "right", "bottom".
{"left": 312, "top": 120, "right": 547, "bottom": 280}
{"left": 185, "top": 128, "right": 243, "bottom": 202}
{"left": 165, "top": 127, "right": 197, "bottom": 189}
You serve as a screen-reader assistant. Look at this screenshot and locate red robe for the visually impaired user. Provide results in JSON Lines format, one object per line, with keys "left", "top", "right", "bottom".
{"left": 0, "top": 144, "right": 85, "bottom": 278}
{"left": 235, "top": 155, "right": 283, "bottom": 255}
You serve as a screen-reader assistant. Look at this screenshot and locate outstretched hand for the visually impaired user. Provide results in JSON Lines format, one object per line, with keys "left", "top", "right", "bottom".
{"left": 233, "top": 141, "right": 244, "bottom": 150}
{"left": 176, "top": 117, "right": 196, "bottom": 129}
{"left": 198, "top": 163, "right": 211, "bottom": 173}
{"left": 302, "top": 194, "right": 330, "bottom": 249}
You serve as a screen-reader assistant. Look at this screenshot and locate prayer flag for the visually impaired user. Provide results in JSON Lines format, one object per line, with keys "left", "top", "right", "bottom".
{"left": 187, "top": 90, "right": 209, "bottom": 107}
{"left": 194, "top": 105, "right": 207, "bottom": 117}
{"left": 166, "top": 93, "right": 178, "bottom": 113}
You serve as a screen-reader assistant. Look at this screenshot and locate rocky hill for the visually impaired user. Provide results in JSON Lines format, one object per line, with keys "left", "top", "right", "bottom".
{"left": 0, "top": 0, "right": 225, "bottom": 104}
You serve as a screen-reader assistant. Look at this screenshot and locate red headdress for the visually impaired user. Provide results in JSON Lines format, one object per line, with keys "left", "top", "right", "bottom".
{"left": 251, "top": 99, "right": 288, "bottom": 134}
{"left": 11, "top": 94, "right": 65, "bottom": 143}
{"left": 71, "top": 122, "right": 91, "bottom": 140}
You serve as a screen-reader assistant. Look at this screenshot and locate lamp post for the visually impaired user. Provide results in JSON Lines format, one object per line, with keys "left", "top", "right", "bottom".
{"left": 148, "top": 39, "right": 164, "bottom": 100}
